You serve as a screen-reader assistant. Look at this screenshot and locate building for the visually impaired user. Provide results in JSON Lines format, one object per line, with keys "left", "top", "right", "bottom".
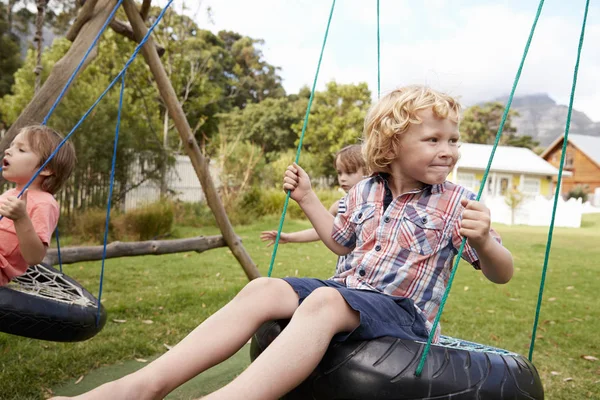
{"left": 540, "top": 134, "right": 600, "bottom": 196}
{"left": 450, "top": 143, "right": 568, "bottom": 198}
{"left": 448, "top": 143, "right": 581, "bottom": 227}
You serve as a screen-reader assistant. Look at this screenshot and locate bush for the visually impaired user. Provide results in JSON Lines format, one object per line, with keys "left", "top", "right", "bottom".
{"left": 566, "top": 185, "right": 589, "bottom": 202}
{"left": 115, "top": 200, "right": 175, "bottom": 241}
{"left": 172, "top": 200, "right": 217, "bottom": 228}
{"left": 224, "top": 187, "right": 345, "bottom": 225}
{"left": 66, "top": 208, "right": 115, "bottom": 244}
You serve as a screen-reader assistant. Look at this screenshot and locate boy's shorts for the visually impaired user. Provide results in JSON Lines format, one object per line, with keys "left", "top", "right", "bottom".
{"left": 282, "top": 277, "right": 429, "bottom": 342}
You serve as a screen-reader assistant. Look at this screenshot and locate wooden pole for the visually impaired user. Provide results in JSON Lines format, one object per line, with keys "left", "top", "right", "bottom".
{"left": 122, "top": 0, "right": 260, "bottom": 280}
{"left": 43, "top": 235, "right": 226, "bottom": 266}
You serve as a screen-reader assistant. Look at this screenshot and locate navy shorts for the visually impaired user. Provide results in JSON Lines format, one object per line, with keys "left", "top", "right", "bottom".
{"left": 282, "top": 277, "right": 429, "bottom": 342}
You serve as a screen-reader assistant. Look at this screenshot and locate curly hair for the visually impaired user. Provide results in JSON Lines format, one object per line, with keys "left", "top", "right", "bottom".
{"left": 362, "top": 85, "right": 461, "bottom": 174}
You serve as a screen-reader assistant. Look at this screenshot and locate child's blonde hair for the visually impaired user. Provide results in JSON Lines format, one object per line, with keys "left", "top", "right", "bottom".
{"left": 334, "top": 144, "right": 365, "bottom": 174}
{"left": 20, "top": 125, "right": 76, "bottom": 194}
{"left": 362, "top": 85, "right": 461, "bottom": 174}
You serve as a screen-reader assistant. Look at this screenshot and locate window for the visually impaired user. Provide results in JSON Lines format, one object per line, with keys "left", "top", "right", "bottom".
{"left": 457, "top": 172, "right": 476, "bottom": 192}
{"left": 522, "top": 177, "right": 541, "bottom": 195}
{"left": 565, "top": 151, "right": 574, "bottom": 169}
{"left": 498, "top": 177, "right": 510, "bottom": 196}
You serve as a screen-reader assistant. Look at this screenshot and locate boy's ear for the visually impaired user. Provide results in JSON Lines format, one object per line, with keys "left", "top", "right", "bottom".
{"left": 39, "top": 168, "right": 53, "bottom": 177}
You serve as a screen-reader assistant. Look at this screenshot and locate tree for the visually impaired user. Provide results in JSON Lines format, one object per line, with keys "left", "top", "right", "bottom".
{"left": 296, "top": 81, "right": 371, "bottom": 177}
{"left": 0, "top": 3, "right": 22, "bottom": 125}
{"left": 216, "top": 96, "right": 305, "bottom": 158}
{"left": 33, "top": 0, "right": 48, "bottom": 93}
{"left": 504, "top": 187, "right": 524, "bottom": 225}
{"left": 218, "top": 30, "right": 286, "bottom": 109}
{"left": 503, "top": 134, "right": 539, "bottom": 150}
{"left": 461, "top": 102, "right": 540, "bottom": 150}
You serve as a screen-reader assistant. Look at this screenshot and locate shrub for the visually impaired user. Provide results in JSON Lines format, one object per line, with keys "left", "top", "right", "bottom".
{"left": 566, "top": 185, "right": 589, "bottom": 202}
{"left": 116, "top": 200, "right": 175, "bottom": 241}
{"left": 67, "top": 208, "right": 115, "bottom": 244}
{"left": 172, "top": 200, "right": 216, "bottom": 228}
{"left": 225, "top": 187, "right": 345, "bottom": 225}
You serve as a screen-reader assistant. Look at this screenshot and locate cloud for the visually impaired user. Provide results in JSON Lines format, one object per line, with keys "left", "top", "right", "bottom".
{"left": 157, "top": 0, "right": 600, "bottom": 121}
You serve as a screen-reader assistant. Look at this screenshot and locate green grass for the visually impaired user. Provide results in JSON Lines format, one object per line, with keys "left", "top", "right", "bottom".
{"left": 1, "top": 214, "right": 600, "bottom": 399}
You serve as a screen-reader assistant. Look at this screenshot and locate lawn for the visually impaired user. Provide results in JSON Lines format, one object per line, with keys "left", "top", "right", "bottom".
{"left": 1, "top": 214, "right": 599, "bottom": 399}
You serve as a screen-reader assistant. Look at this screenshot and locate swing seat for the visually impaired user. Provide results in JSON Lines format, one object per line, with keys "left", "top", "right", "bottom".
{"left": 251, "top": 320, "right": 544, "bottom": 400}
{"left": 0, "top": 263, "right": 106, "bottom": 342}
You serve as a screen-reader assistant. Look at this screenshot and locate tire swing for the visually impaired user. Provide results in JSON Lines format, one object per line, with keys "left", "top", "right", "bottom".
{"left": 252, "top": 0, "right": 590, "bottom": 398}
{"left": 251, "top": 321, "right": 544, "bottom": 400}
{"left": 0, "top": 264, "right": 107, "bottom": 342}
{"left": 0, "top": 0, "right": 169, "bottom": 342}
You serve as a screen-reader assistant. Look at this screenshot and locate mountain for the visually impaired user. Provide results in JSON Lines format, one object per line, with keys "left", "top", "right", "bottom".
{"left": 492, "top": 94, "right": 600, "bottom": 147}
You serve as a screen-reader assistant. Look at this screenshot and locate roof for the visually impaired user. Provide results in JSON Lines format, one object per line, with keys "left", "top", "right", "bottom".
{"left": 540, "top": 134, "right": 600, "bottom": 168}
{"left": 457, "top": 143, "right": 569, "bottom": 176}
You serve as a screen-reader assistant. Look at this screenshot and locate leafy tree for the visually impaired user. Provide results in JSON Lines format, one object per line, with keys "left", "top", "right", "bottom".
{"left": 295, "top": 81, "right": 371, "bottom": 176}
{"left": 462, "top": 103, "right": 515, "bottom": 142}
{"left": 504, "top": 187, "right": 524, "bottom": 225}
{"left": 0, "top": 3, "right": 22, "bottom": 123}
{"left": 216, "top": 96, "right": 305, "bottom": 159}
{"left": 503, "top": 134, "right": 539, "bottom": 150}
{"left": 461, "top": 102, "right": 539, "bottom": 150}
{"left": 218, "top": 30, "right": 286, "bottom": 109}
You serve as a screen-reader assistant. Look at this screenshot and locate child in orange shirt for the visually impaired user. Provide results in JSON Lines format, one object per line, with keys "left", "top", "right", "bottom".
{"left": 0, "top": 125, "right": 76, "bottom": 286}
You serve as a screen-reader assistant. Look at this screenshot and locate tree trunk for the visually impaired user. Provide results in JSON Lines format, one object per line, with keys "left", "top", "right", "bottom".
{"left": 34, "top": 0, "right": 48, "bottom": 93}
{"left": 43, "top": 235, "right": 226, "bottom": 266}
{"left": 122, "top": 0, "right": 260, "bottom": 281}
{"left": 0, "top": 0, "right": 120, "bottom": 179}
{"left": 160, "top": 108, "right": 169, "bottom": 196}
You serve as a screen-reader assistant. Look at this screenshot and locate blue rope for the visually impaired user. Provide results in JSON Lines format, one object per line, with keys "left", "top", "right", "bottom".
{"left": 55, "top": 227, "right": 63, "bottom": 273}
{"left": 415, "top": 0, "right": 546, "bottom": 376}
{"left": 528, "top": 0, "right": 589, "bottom": 361}
{"left": 97, "top": 72, "right": 126, "bottom": 324}
{"left": 266, "top": 0, "right": 337, "bottom": 277}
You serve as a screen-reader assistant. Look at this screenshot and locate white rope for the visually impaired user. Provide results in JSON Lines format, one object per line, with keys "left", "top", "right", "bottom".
{"left": 7, "top": 264, "right": 94, "bottom": 307}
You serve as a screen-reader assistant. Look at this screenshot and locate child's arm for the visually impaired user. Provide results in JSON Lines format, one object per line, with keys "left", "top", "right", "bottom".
{"left": 284, "top": 164, "right": 350, "bottom": 256}
{"left": 260, "top": 229, "right": 320, "bottom": 246}
{"left": 0, "top": 191, "right": 47, "bottom": 265}
{"left": 260, "top": 200, "right": 340, "bottom": 246}
{"left": 460, "top": 199, "right": 513, "bottom": 284}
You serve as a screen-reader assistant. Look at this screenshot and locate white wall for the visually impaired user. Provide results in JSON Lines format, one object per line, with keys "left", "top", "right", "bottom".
{"left": 124, "top": 156, "right": 213, "bottom": 211}
{"left": 484, "top": 195, "right": 583, "bottom": 228}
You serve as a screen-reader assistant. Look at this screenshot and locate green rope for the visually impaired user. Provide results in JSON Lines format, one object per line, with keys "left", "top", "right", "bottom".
{"left": 529, "top": 0, "right": 590, "bottom": 362}
{"left": 267, "top": 0, "right": 337, "bottom": 277}
{"left": 377, "top": 0, "right": 381, "bottom": 99}
{"left": 415, "top": 0, "right": 546, "bottom": 376}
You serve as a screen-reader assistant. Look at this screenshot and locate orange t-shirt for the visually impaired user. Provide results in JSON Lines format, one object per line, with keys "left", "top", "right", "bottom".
{"left": 0, "top": 189, "right": 59, "bottom": 286}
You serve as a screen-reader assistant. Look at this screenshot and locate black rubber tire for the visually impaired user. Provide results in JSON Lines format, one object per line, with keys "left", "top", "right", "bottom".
{"left": 0, "top": 264, "right": 107, "bottom": 342}
{"left": 251, "top": 320, "right": 544, "bottom": 400}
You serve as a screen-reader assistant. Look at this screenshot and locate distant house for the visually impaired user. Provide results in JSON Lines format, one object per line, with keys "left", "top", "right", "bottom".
{"left": 540, "top": 134, "right": 600, "bottom": 196}
{"left": 448, "top": 143, "right": 581, "bottom": 227}
{"left": 449, "top": 143, "right": 569, "bottom": 198}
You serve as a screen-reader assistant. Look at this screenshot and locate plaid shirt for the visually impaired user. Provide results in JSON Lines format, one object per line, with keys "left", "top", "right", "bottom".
{"left": 331, "top": 174, "right": 501, "bottom": 338}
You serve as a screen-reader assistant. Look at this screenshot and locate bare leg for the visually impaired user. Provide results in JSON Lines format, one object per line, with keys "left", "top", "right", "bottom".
{"left": 203, "top": 287, "right": 360, "bottom": 400}
{"left": 50, "top": 278, "right": 300, "bottom": 400}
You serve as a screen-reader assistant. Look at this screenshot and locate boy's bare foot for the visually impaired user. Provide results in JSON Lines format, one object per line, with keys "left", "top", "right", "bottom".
{"left": 48, "top": 377, "right": 162, "bottom": 400}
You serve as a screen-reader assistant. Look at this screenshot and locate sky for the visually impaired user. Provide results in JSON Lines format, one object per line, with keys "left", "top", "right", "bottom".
{"left": 155, "top": 0, "right": 600, "bottom": 121}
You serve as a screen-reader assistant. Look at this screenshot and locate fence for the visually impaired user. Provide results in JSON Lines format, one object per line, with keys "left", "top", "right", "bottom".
{"left": 124, "top": 155, "right": 217, "bottom": 211}
{"left": 484, "top": 195, "right": 583, "bottom": 228}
